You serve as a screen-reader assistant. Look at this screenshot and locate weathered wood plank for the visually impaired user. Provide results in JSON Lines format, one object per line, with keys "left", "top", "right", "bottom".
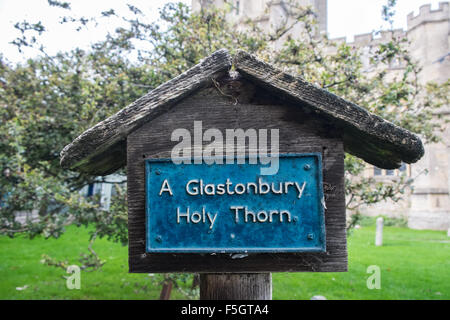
{"left": 60, "top": 49, "right": 232, "bottom": 175}
{"left": 233, "top": 50, "right": 424, "bottom": 169}
{"left": 127, "top": 79, "right": 347, "bottom": 273}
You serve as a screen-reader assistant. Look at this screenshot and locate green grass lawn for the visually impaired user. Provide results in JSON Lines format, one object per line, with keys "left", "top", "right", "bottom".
{"left": 0, "top": 225, "right": 448, "bottom": 300}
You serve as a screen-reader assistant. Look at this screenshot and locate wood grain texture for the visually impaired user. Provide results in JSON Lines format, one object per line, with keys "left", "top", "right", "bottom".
{"left": 200, "top": 274, "right": 272, "bottom": 300}
{"left": 60, "top": 49, "right": 232, "bottom": 175}
{"left": 127, "top": 77, "right": 347, "bottom": 273}
{"left": 233, "top": 50, "right": 424, "bottom": 169}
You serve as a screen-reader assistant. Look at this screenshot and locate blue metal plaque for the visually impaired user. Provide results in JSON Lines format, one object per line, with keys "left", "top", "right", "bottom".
{"left": 145, "top": 154, "right": 326, "bottom": 253}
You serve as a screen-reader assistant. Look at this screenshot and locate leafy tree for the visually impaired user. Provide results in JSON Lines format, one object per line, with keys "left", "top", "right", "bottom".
{"left": 0, "top": 0, "right": 447, "bottom": 298}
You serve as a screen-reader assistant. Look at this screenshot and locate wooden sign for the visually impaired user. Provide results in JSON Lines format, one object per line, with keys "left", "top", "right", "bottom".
{"left": 145, "top": 154, "right": 326, "bottom": 253}
{"left": 60, "top": 49, "right": 424, "bottom": 276}
{"left": 126, "top": 87, "right": 347, "bottom": 273}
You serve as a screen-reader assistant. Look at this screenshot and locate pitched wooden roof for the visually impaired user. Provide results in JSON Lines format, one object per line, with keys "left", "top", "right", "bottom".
{"left": 60, "top": 49, "right": 424, "bottom": 175}
{"left": 60, "top": 49, "right": 232, "bottom": 175}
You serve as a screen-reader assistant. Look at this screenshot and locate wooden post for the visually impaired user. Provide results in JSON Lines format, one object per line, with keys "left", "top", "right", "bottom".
{"left": 200, "top": 273, "right": 272, "bottom": 300}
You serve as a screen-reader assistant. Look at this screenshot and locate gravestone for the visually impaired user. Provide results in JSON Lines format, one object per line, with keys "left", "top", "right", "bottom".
{"left": 376, "top": 217, "right": 384, "bottom": 246}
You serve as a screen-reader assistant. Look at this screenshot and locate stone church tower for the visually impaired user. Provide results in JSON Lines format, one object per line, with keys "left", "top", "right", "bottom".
{"left": 192, "top": 0, "right": 450, "bottom": 230}
{"left": 192, "top": 0, "right": 327, "bottom": 36}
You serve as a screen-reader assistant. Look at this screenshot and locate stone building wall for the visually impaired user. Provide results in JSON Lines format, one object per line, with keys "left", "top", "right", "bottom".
{"left": 192, "top": 0, "right": 327, "bottom": 35}
{"left": 192, "top": 0, "right": 450, "bottom": 230}
{"left": 347, "top": 3, "right": 450, "bottom": 231}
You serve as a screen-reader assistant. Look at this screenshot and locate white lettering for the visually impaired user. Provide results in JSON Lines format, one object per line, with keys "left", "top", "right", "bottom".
{"left": 295, "top": 181, "right": 307, "bottom": 199}
{"left": 159, "top": 179, "right": 173, "bottom": 196}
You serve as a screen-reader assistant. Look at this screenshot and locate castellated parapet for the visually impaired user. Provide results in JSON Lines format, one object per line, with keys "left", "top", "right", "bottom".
{"left": 333, "top": 29, "right": 407, "bottom": 48}
{"left": 407, "top": 2, "right": 449, "bottom": 30}
{"left": 334, "top": 2, "right": 449, "bottom": 49}
{"left": 330, "top": 2, "right": 450, "bottom": 83}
